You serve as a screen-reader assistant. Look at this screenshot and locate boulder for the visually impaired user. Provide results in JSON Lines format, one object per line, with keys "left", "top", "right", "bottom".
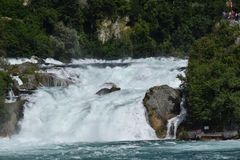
{"left": 19, "top": 74, "right": 38, "bottom": 90}
{"left": 7, "top": 62, "right": 38, "bottom": 75}
{"left": 0, "top": 100, "right": 25, "bottom": 137}
{"left": 143, "top": 85, "right": 181, "bottom": 138}
{"left": 18, "top": 73, "right": 72, "bottom": 90}
{"left": 30, "top": 56, "right": 45, "bottom": 64}
{"left": 36, "top": 73, "right": 72, "bottom": 87}
{"left": 96, "top": 83, "right": 121, "bottom": 95}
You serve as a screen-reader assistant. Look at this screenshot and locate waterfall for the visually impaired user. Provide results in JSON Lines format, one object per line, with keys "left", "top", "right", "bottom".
{"left": 5, "top": 89, "right": 17, "bottom": 103}
{"left": 165, "top": 94, "right": 187, "bottom": 139}
{"left": 4, "top": 58, "right": 187, "bottom": 144}
{"left": 11, "top": 76, "right": 23, "bottom": 86}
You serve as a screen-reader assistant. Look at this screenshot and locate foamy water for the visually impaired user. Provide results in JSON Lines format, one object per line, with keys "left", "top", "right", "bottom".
{"left": 1, "top": 57, "right": 187, "bottom": 148}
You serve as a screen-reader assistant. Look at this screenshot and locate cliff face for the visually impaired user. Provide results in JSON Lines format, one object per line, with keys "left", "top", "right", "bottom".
{"left": 97, "top": 16, "right": 131, "bottom": 43}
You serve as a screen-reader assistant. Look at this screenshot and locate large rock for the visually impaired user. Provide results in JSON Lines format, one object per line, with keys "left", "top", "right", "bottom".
{"left": 7, "top": 62, "right": 38, "bottom": 75}
{"left": 143, "top": 85, "right": 181, "bottom": 138}
{"left": 19, "top": 73, "right": 72, "bottom": 90}
{"left": 0, "top": 100, "right": 25, "bottom": 137}
{"left": 36, "top": 73, "right": 72, "bottom": 87}
{"left": 8, "top": 61, "right": 72, "bottom": 90}
{"left": 96, "top": 83, "right": 121, "bottom": 95}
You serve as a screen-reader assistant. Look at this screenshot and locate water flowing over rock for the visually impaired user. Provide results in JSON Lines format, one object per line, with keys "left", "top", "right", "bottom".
{"left": 166, "top": 95, "right": 186, "bottom": 139}
{"left": 143, "top": 85, "right": 181, "bottom": 138}
{"left": 0, "top": 58, "right": 188, "bottom": 144}
{"left": 7, "top": 62, "right": 72, "bottom": 91}
{"left": 0, "top": 60, "right": 74, "bottom": 138}
{"left": 7, "top": 58, "right": 187, "bottom": 144}
{"left": 5, "top": 89, "right": 17, "bottom": 103}
{"left": 8, "top": 62, "right": 38, "bottom": 75}
{"left": 18, "top": 73, "right": 72, "bottom": 90}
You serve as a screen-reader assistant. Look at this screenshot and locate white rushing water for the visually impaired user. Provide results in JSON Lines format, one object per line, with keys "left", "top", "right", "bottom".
{"left": 5, "top": 89, "right": 17, "bottom": 103}
{"left": 165, "top": 96, "right": 187, "bottom": 139}
{"left": 7, "top": 57, "right": 63, "bottom": 65}
{"left": 11, "top": 76, "right": 23, "bottom": 86}
{"left": 1, "top": 57, "right": 187, "bottom": 146}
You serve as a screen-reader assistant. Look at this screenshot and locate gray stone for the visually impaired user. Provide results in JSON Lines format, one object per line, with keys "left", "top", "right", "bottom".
{"left": 0, "top": 100, "right": 25, "bottom": 137}
{"left": 96, "top": 83, "right": 121, "bottom": 95}
{"left": 18, "top": 73, "right": 72, "bottom": 91}
{"left": 36, "top": 73, "right": 72, "bottom": 87}
{"left": 143, "top": 85, "right": 181, "bottom": 138}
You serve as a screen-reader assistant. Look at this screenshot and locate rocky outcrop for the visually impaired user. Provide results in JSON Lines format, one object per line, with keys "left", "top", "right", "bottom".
{"left": 18, "top": 73, "right": 72, "bottom": 90}
{"left": 178, "top": 129, "right": 239, "bottom": 140}
{"left": 7, "top": 62, "right": 72, "bottom": 91}
{"left": 8, "top": 62, "right": 38, "bottom": 75}
{"left": 36, "top": 73, "right": 72, "bottom": 87}
{"left": 96, "top": 83, "right": 121, "bottom": 95}
{"left": 143, "top": 85, "right": 181, "bottom": 138}
{"left": 0, "top": 100, "right": 25, "bottom": 137}
{"left": 97, "top": 16, "right": 131, "bottom": 43}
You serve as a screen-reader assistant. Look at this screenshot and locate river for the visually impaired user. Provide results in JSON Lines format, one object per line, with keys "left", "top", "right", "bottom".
{"left": 2, "top": 57, "right": 238, "bottom": 159}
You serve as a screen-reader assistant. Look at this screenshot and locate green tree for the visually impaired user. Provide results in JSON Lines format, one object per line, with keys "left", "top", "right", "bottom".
{"left": 186, "top": 21, "right": 240, "bottom": 130}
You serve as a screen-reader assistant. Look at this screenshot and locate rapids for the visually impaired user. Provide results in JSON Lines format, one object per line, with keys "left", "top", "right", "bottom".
{"left": 1, "top": 57, "right": 187, "bottom": 146}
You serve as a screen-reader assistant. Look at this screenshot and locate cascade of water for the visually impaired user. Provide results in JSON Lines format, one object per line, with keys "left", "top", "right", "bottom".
{"left": 11, "top": 76, "right": 23, "bottom": 86}
{"left": 2, "top": 58, "right": 187, "bottom": 144}
{"left": 5, "top": 89, "right": 17, "bottom": 103}
{"left": 166, "top": 94, "right": 187, "bottom": 139}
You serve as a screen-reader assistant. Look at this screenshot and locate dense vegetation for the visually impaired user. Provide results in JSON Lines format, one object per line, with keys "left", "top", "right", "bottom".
{"left": 186, "top": 21, "right": 240, "bottom": 131}
{"left": 0, "top": 0, "right": 225, "bottom": 60}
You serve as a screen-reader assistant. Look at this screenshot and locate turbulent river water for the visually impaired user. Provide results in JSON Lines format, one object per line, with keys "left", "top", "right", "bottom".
{"left": 1, "top": 57, "right": 240, "bottom": 159}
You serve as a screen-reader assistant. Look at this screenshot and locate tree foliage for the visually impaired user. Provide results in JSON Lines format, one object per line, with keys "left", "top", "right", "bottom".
{"left": 0, "top": 0, "right": 226, "bottom": 60}
{"left": 186, "top": 22, "right": 240, "bottom": 131}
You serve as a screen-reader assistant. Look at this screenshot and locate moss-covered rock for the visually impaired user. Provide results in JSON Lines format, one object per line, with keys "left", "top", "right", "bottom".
{"left": 7, "top": 62, "right": 38, "bottom": 75}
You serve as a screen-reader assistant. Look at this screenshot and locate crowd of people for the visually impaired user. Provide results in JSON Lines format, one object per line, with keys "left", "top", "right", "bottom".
{"left": 223, "top": 0, "right": 240, "bottom": 21}
{"left": 223, "top": 9, "right": 240, "bottom": 21}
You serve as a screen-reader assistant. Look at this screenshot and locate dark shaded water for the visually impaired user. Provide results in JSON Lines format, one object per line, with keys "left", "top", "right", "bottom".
{"left": 1, "top": 140, "right": 240, "bottom": 160}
